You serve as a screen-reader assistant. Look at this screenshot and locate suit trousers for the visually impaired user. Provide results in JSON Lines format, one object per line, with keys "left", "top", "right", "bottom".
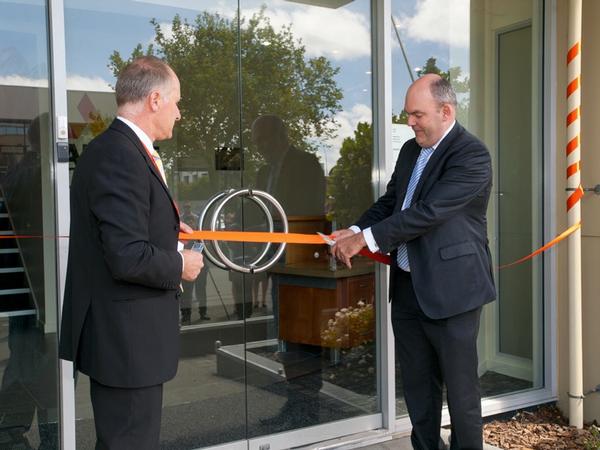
{"left": 391, "top": 269, "right": 483, "bottom": 450}
{"left": 90, "top": 378, "right": 163, "bottom": 450}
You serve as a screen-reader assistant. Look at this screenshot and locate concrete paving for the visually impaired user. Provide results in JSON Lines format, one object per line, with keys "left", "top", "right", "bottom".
{"left": 356, "top": 429, "right": 502, "bottom": 450}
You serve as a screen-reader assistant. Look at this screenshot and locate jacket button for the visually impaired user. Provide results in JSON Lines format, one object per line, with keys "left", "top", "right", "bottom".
{"left": 174, "top": 225, "right": 178, "bottom": 231}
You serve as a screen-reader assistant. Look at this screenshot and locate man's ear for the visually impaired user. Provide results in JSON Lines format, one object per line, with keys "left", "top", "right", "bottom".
{"left": 149, "top": 91, "right": 161, "bottom": 112}
{"left": 441, "top": 103, "right": 453, "bottom": 120}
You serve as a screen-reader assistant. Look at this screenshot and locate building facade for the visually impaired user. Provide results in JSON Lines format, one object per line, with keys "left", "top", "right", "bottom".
{"left": 0, "top": 0, "right": 598, "bottom": 448}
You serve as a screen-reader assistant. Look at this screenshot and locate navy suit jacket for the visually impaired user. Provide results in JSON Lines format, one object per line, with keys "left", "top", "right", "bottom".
{"left": 59, "top": 119, "right": 183, "bottom": 388}
{"left": 355, "top": 123, "right": 496, "bottom": 319}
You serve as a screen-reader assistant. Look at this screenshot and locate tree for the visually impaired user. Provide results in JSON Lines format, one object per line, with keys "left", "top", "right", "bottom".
{"left": 109, "top": 9, "right": 343, "bottom": 191}
{"left": 327, "top": 122, "right": 373, "bottom": 228}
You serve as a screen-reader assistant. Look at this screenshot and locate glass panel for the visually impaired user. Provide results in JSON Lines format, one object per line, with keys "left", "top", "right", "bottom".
{"left": 0, "top": 0, "right": 59, "bottom": 448}
{"left": 391, "top": 0, "right": 543, "bottom": 417}
{"left": 63, "top": 2, "right": 245, "bottom": 448}
{"left": 65, "top": 0, "right": 378, "bottom": 447}
{"left": 238, "top": 0, "right": 378, "bottom": 437}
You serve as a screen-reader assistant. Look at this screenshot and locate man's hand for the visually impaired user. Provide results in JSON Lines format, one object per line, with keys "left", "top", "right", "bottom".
{"left": 181, "top": 250, "right": 204, "bottom": 281}
{"left": 330, "top": 228, "right": 356, "bottom": 241}
{"left": 333, "top": 232, "right": 366, "bottom": 269}
{"left": 180, "top": 221, "right": 194, "bottom": 233}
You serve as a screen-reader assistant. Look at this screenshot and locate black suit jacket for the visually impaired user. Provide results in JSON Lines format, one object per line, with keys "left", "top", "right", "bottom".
{"left": 59, "top": 119, "right": 183, "bottom": 388}
{"left": 355, "top": 123, "right": 495, "bottom": 319}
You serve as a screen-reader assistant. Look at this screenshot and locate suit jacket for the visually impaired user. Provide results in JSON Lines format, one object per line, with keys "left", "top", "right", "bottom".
{"left": 59, "top": 119, "right": 183, "bottom": 388}
{"left": 255, "top": 146, "right": 325, "bottom": 217}
{"left": 355, "top": 123, "right": 495, "bottom": 319}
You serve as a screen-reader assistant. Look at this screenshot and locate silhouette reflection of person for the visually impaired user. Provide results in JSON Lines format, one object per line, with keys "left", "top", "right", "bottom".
{"left": 0, "top": 113, "right": 57, "bottom": 449}
{"left": 180, "top": 203, "right": 210, "bottom": 324}
{"left": 250, "top": 114, "right": 326, "bottom": 429}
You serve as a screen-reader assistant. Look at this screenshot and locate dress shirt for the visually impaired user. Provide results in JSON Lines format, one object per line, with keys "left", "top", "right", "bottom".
{"left": 356, "top": 121, "right": 456, "bottom": 253}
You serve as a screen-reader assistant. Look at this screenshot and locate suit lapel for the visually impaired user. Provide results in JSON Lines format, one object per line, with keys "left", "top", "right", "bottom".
{"left": 410, "top": 123, "right": 463, "bottom": 204}
{"left": 109, "top": 120, "right": 179, "bottom": 217}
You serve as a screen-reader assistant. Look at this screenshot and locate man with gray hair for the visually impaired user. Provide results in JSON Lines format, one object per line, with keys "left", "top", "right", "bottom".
{"left": 59, "top": 56, "right": 203, "bottom": 449}
{"left": 332, "top": 74, "right": 495, "bottom": 449}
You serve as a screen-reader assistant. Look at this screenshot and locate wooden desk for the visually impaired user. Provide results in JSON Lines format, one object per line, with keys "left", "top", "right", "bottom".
{"left": 271, "top": 259, "right": 376, "bottom": 347}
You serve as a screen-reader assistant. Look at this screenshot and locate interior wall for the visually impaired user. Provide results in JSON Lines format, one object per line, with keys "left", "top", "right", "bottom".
{"left": 557, "top": 0, "right": 600, "bottom": 423}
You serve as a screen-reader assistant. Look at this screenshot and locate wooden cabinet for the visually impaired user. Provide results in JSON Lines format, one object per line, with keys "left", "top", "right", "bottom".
{"left": 274, "top": 262, "right": 375, "bottom": 347}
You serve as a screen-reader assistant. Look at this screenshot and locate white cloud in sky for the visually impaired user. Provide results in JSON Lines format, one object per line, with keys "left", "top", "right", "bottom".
{"left": 258, "top": 7, "right": 371, "bottom": 61}
{"left": 0, "top": 74, "right": 114, "bottom": 92}
{"left": 395, "top": 0, "right": 470, "bottom": 48}
{"left": 66, "top": 75, "right": 114, "bottom": 92}
{"left": 152, "top": 2, "right": 371, "bottom": 61}
{"left": 0, "top": 75, "right": 48, "bottom": 88}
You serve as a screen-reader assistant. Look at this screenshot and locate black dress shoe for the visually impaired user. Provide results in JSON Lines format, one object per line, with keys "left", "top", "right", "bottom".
{"left": 200, "top": 315, "right": 211, "bottom": 321}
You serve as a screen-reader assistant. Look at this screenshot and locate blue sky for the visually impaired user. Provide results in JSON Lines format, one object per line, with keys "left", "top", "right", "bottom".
{"left": 1, "top": 0, "right": 471, "bottom": 167}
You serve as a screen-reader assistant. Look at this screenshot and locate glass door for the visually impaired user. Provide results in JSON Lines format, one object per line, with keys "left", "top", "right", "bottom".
{"left": 0, "top": 1, "right": 60, "bottom": 448}
{"left": 63, "top": 0, "right": 380, "bottom": 448}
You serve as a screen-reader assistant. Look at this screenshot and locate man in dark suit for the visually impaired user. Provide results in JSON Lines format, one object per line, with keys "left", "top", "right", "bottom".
{"left": 252, "top": 114, "right": 325, "bottom": 217}
{"left": 332, "top": 74, "right": 495, "bottom": 449}
{"left": 59, "top": 56, "right": 204, "bottom": 450}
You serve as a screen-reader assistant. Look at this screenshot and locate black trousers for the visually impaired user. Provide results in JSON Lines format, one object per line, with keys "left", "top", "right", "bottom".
{"left": 90, "top": 378, "right": 163, "bottom": 450}
{"left": 392, "top": 270, "right": 483, "bottom": 450}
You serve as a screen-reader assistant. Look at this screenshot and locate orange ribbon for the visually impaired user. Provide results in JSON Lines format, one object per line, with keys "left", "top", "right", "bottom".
{"left": 180, "top": 230, "right": 392, "bottom": 265}
{"left": 1, "top": 223, "right": 581, "bottom": 270}
{"left": 498, "top": 222, "right": 581, "bottom": 270}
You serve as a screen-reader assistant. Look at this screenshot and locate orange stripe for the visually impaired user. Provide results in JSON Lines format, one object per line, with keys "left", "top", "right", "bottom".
{"left": 567, "top": 108, "right": 579, "bottom": 126}
{"left": 567, "top": 162, "right": 580, "bottom": 178}
{"left": 566, "top": 136, "right": 579, "bottom": 155}
{"left": 567, "top": 42, "right": 580, "bottom": 64}
{"left": 499, "top": 222, "right": 581, "bottom": 270}
{"left": 567, "top": 77, "right": 579, "bottom": 97}
{"left": 567, "top": 186, "right": 584, "bottom": 210}
{"left": 181, "top": 230, "right": 328, "bottom": 244}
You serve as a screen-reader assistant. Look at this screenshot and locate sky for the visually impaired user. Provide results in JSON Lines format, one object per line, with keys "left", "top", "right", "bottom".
{"left": 1, "top": 0, "right": 471, "bottom": 170}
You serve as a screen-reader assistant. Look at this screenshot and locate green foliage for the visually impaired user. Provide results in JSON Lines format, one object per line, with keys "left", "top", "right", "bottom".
{"left": 327, "top": 121, "right": 373, "bottom": 228}
{"left": 108, "top": 9, "right": 343, "bottom": 184}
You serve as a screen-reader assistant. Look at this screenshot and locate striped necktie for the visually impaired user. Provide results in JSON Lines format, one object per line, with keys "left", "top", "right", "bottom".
{"left": 397, "top": 146, "right": 434, "bottom": 271}
{"left": 149, "top": 147, "right": 167, "bottom": 186}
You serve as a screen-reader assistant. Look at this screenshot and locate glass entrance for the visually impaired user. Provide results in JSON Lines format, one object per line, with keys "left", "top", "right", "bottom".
{"left": 0, "top": 1, "right": 60, "bottom": 448}
{"left": 63, "top": 0, "right": 379, "bottom": 448}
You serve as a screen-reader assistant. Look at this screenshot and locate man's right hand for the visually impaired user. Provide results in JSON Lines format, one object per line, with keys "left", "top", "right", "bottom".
{"left": 331, "top": 228, "right": 356, "bottom": 240}
{"left": 181, "top": 249, "right": 204, "bottom": 281}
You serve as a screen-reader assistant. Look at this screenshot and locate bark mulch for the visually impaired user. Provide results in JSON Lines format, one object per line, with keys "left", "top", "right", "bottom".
{"left": 483, "top": 404, "right": 600, "bottom": 449}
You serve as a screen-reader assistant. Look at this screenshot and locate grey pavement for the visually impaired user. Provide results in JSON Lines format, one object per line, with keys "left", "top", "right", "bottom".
{"left": 356, "top": 429, "right": 502, "bottom": 450}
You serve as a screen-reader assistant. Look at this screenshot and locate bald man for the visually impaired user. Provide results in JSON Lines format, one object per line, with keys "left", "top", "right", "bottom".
{"left": 59, "top": 56, "right": 203, "bottom": 449}
{"left": 332, "top": 74, "right": 495, "bottom": 449}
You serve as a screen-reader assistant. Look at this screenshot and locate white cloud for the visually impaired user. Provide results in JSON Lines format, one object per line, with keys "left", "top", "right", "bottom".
{"left": 259, "top": 7, "right": 371, "bottom": 60}
{"left": 146, "top": 2, "right": 370, "bottom": 61}
{"left": 66, "top": 75, "right": 114, "bottom": 92}
{"left": 395, "top": 0, "right": 470, "bottom": 48}
{"left": 0, "top": 74, "right": 114, "bottom": 92}
{"left": 0, "top": 75, "right": 48, "bottom": 88}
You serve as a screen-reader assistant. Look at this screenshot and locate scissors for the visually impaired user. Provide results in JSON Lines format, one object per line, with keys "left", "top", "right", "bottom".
{"left": 317, "top": 232, "right": 336, "bottom": 247}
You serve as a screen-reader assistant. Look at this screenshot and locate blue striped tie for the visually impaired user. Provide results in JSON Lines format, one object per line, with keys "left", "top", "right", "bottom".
{"left": 397, "top": 147, "right": 434, "bottom": 271}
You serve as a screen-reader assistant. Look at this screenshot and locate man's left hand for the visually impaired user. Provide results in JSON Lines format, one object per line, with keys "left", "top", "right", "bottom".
{"left": 180, "top": 221, "right": 193, "bottom": 233}
{"left": 333, "top": 232, "right": 366, "bottom": 269}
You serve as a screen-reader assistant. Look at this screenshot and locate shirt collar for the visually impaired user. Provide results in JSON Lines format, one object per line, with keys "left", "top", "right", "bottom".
{"left": 117, "top": 116, "right": 154, "bottom": 152}
{"left": 430, "top": 120, "right": 456, "bottom": 151}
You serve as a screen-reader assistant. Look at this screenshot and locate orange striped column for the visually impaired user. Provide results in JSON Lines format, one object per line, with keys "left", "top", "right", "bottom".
{"left": 567, "top": 0, "right": 584, "bottom": 429}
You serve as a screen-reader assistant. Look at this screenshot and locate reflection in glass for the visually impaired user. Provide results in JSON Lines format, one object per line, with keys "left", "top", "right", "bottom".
{"left": 65, "top": 0, "right": 377, "bottom": 447}
{"left": 391, "top": 0, "right": 543, "bottom": 416}
{"left": 0, "top": 0, "right": 59, "bottom": 448}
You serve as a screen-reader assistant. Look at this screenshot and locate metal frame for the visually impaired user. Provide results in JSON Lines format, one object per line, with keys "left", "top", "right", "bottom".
{"left": 47, "top": 0, "right": 75, "bottom": 449}
{"left": 46, "top": 0, "right": 560, "bottom": 447}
